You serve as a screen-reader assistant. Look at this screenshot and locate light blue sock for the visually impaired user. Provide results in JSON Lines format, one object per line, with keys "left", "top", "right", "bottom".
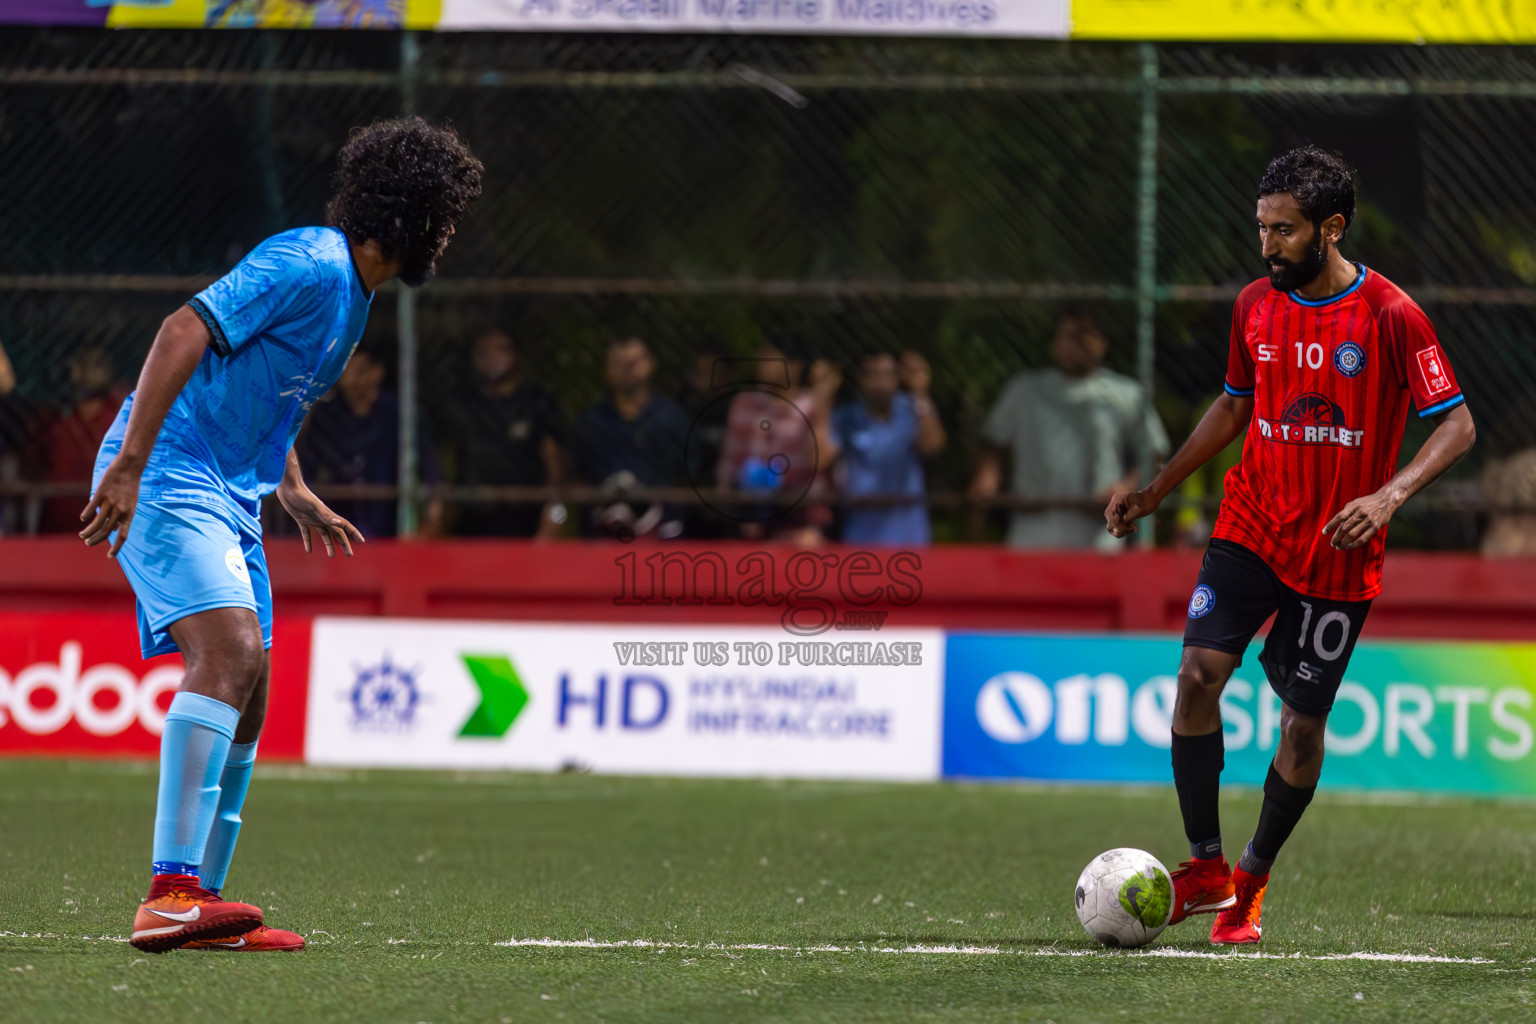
{"left": 199, "top": 740, "right": 258, "bottom": 894}
{"left": 152, "top": 692, "right": 240, "bottom": 875}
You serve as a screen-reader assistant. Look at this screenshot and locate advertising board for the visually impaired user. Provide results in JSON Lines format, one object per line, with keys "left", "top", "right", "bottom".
{"left": 27, "top": 0, "right": 1536, "bottom": 41}
{"left": 45, "top": 0, "right": 1066, "bottom": 35}
{"left": 943, "top": 633, "right": 1536, "bottom": 795}
{"left": 0, "top": 614, "right": 311, "bottom": 760}
{"left": 307, "top": 617, "right": 945, "bottom": 779}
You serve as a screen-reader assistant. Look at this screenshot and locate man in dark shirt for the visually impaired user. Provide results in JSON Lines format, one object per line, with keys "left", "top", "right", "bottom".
{"left": 40, "top": 346, "right": 130, "bottom": 533}
{"left": 441, "top": 326, "right": 566, "bottom": 538}
{"left": 299, "top": 344, "right": 442, "bottom": 539}
{"left": 573, "top": 336, "right": 691, "bottom": 539}
{"left": 0, "top": 335, "right": 36, "bottom": 536}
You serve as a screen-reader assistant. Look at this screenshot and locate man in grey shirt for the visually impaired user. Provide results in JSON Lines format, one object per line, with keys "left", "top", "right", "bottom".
{"left": 970, "top": 309, "right": 1170, "bottom": 550}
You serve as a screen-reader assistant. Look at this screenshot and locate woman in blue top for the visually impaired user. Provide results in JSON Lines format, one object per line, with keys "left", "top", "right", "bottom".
{"left": 833, "top": 350, "right": 948, "bottom": 546}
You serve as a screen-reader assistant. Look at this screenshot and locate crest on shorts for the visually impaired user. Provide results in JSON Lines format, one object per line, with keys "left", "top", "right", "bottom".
{"left": 1333, "top": 341, "right": 1366, "bottom": 378}
{"left": 1188, "top": 584, "right": 1215, "bottom": 619}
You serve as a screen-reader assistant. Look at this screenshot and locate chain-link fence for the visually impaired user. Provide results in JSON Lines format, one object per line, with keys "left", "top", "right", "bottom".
{"left": 2, "top": 31, "right": 1532, "bottom": 549}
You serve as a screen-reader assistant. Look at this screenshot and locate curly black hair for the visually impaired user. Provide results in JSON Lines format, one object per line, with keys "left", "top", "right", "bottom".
{"left": 326, "top": 116, "right": 484, "bottom": 288}
{"left": 1256, "top": 145, "right": 1357, "bottom": 240}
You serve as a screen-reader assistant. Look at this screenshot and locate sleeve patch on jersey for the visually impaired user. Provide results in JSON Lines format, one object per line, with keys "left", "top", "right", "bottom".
{"left": 1418, "top": 393, "right": 1465, "bottom": 419}
{"left": 186, "top": 298, "right": 232, "bottom": 359}
{"left": 1224, "top": 381, "right": 1255, "bottom": 397}
{"left": 1416, "top": 345, "right": 1453, "bottom": 396}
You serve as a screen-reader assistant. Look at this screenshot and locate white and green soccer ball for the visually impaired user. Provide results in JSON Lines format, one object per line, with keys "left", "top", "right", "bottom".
{"left": 1074, "top": 847, "right": 1173, "bottom": 948}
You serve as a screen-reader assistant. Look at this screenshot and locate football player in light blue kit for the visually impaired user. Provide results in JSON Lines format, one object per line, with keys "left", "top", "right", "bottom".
{"left": 80, "top": 117, "right": 482, "bottom": 954}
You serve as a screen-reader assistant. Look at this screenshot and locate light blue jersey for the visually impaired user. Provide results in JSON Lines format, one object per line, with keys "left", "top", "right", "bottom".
{"left": 104, "top": 226, "right": 373, "bottom": 509}
{"left": 94, "top": 226, "right": 373, "bottom": 657}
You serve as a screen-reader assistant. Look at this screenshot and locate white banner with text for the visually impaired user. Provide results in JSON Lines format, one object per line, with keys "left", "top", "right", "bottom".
{"left": 439, "top": 0, "right": 1067, "bottom": 37}
{"left": 307, "top": 618, "right": 945, "bottom": 780}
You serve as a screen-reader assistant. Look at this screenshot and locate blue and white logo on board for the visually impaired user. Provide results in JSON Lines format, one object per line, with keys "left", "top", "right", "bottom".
{"left": 942, "top": 634, "right": 1184, "bottom": 781}
{"left": 1334, "top": 341, "right": 1366, "bottom": 378}
{"left": 347, "top": 654, "right": 423, "bottom": 732}
{"left": 1188, "top": 584, "right": 1215, "bottom": 619}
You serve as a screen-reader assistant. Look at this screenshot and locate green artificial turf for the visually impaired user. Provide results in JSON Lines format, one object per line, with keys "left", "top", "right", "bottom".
{"left": 2, "top": 760, "right": 1534, "bottom": 1023}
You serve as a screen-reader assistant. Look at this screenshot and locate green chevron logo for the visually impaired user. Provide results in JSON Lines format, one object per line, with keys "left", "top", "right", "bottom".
{"left": 457, "top": 654, "right": 530, "bottom": 738}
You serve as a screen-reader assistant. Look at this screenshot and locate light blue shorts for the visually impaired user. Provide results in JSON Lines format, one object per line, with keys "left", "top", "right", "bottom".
{"left": 111, "top": 496, "right": 273, "bottom": 659}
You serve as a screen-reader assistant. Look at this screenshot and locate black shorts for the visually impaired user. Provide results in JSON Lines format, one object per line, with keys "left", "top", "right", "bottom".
{"left": 1183, "top": 538, "right": 1372, "bottom": 717}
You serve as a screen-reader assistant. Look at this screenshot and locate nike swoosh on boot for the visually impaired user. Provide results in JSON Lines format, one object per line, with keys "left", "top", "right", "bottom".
{"left": 149, "top": 905, "right": 202, "bottom": 923}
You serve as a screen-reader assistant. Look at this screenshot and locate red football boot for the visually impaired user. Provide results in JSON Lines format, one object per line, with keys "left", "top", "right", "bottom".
{"left": 1209, "top": 865, "right": 1268, "bottom": 944}
{"left": 1168, "top": 855, "right": 1236, "bottom": 925}
{"left": 183, "top": 925, "right": 305, "bottom": 952}
{"left": 129, "top": 874, "right": 263, "bottom": 954}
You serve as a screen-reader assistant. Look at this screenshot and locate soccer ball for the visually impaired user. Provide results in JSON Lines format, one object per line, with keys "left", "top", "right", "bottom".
{"left": 1073, "top": 847, "right": 1173, "bottom": 948}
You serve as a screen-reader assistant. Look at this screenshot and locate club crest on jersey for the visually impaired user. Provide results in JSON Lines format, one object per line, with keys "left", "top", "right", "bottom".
{"left": 1256, "top": 392, "right": 1365, "bottom": 450}
{"left": 1333, "top": 341, "right": 1366, "bottom": 378}
{"left": 1188, "top": 585, "right": 1215, "bottom": 619}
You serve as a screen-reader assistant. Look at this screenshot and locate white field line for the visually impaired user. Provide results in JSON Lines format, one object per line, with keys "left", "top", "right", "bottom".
{"left": 492, "top": 937, "right": 1494, "bottom": 964}
{"left": 0, "top": 931, "right": 1494, "bottom": 965}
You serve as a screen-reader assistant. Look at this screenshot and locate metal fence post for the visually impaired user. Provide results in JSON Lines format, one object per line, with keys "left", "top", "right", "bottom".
{"left": 397, "top": 31, "right": 421, "bottom": 539}
{"left": 1135, "top": 42, "right": 1159, "bottom": 540}
{"left": 256, "top": 32, "right": 284, "bottom": 235}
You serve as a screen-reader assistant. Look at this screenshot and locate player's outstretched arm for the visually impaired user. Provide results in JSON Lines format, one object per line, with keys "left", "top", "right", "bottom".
{"left": 276, "top": 446, "right": 366, "bottom": 558}
{"left": 79, "top": 305, "right": 212, "bottom": 556}
{"left": 1105, "top": 392, "right": 1254, "bottom": 538}
{"left": 1323, "top": 403, "right": 1476, "bottom": 550}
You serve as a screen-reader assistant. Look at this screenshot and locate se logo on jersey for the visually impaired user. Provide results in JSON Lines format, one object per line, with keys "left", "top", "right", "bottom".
{"left": 1256, "top": 393, "right": 1365, "bottom": 450}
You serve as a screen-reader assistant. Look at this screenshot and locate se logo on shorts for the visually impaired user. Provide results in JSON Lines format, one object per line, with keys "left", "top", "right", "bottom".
{"left": 225, "top": 546, "right": 249, "bottom": 581}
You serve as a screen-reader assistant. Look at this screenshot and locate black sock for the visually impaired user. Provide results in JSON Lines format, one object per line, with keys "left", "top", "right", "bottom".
{"left": 1171, "top": 728, "right": 1224, "bottom": 860}
{"left": 1244, "top": 764, "right": 1317, "bottom": 872}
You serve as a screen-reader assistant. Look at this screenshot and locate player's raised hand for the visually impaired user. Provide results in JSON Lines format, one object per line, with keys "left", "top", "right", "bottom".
{"left": 1323, "top": 491, "right": 1395, "bottom": 550}
{"left": 278, "top": 483, "right": 365, "bottom": 558}
{"left": 1105, "top": 489, "right": 1156, "bottom": 539}
{"left": 79, "top": 456, "right": 142, "bottom": 558}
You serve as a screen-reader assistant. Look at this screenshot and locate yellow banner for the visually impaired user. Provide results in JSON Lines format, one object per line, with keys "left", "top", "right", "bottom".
{"left": 1071, "top": 0, "right": 1536, "bottom": 43}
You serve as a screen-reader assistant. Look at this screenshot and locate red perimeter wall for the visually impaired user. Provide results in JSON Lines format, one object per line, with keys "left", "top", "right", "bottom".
{"left": 2, "top": 538, "right": 1534, "bottom": 640}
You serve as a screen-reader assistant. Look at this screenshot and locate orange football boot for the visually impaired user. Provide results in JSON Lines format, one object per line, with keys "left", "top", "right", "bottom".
{"left": 129, "top": 874, "right": 263, "bottom": 954}
{"left": 1168, "top": 855, "right": 1236, "bottom": 925}
{"left": 1209, "top": 865, "right": 1267, "bottom": 944}
{"left": 183, "top": 925, "right": 305, "bottom": 952}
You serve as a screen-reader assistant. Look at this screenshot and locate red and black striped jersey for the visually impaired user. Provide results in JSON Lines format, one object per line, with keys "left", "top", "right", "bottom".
{"left": 1213, "top": 265, "right": 1465, "bottom": 601}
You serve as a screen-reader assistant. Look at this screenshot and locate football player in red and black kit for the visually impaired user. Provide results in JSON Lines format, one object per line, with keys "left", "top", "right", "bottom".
{"left": 1104, "top": 146, "right": 1477, "bottom": 944}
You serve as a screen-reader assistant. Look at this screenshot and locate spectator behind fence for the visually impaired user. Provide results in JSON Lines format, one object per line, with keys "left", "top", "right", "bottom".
{"left": 970, "top": 309, "right": 1170, "bottom": 550}
{"left": 299, "top": 344, "right": 442, "bottom": 539}
{"left": 676, "top": 343, "right": 731, "bottom": 538}
{"left": 717, "top": 338, "right": 840, "bottom": 544}
{"left": 1481, "top": 448, "right": 1536, "bottom": 556}
{"left": 678, "top": 344, "right": 728, "bottom": 481}
{"left": 0, "top": 335, "right": 37, "bottom": 535}
{"left": 573, "top": 337, "right": 692, "bottom": 540}
{"left": 833, "top": 350, "right": 946, "bottom": 546}
{"left": 40, "top": 346, "right": 129, "bottom": 533}
{"left": 440, "top": 326, "right": 567, "bottom": 538}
